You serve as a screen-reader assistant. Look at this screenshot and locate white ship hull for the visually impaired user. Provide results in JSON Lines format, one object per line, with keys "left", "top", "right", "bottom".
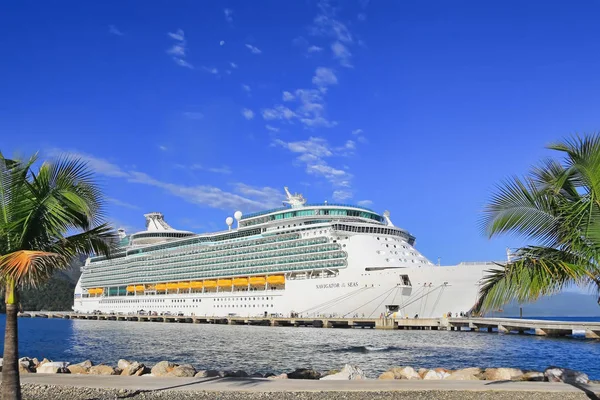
{"left": 74, "top": 233, "right": 491, "bottom": 318}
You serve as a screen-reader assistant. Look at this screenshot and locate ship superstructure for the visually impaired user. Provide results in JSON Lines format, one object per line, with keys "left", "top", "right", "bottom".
{"left": 74, "top": 188, "right": 491, "bottom": 318}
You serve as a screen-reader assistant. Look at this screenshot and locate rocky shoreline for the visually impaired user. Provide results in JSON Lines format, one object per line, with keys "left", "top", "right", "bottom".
{"left": 5, "top": 357, "right": 593, "bottom": 385}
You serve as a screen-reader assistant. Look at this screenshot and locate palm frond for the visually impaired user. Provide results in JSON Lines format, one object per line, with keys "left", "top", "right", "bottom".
{"left": 472, "top": 246, "right": 595, "bottom": 313}
{"left": 0, "top": 250, "right": 67, "bottom": 287}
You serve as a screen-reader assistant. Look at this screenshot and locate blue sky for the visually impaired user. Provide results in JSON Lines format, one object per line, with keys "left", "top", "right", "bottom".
{"left": 2, "top": 0, "right": 600, "bottom": 265}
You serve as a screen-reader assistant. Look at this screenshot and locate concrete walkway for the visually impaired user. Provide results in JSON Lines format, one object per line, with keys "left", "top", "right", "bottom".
{"left": 14, "top": 374, "right": 600, "bottom": 393}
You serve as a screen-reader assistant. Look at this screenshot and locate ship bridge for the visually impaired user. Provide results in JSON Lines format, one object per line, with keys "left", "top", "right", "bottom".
{"left": 128, "top": 212, "right": 195, "bottom": 246}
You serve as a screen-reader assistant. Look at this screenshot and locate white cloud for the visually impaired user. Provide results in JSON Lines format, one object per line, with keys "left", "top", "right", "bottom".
{"left": 266, "top": 125, "right": 279, "bottom": 133}
{"left": 202, "top": 66, "right": 219, "bottom": 74}
{"left": 168, "top": 29, "right": 185, "bottom": 41}
{"left": 242, "top": 108, "right": 255, "bottom": 120}
{"left": 108, "top": 25, "right": 123, "bottom": 36}
{"left": 357, "top": 200, "right": 373, "bottom": 207}
{"left": 224, "top": 8, "right": 233, "bottom": 23}
{"left": 245, "top": 44, "right": 262, "bottom": 54}
{"left": 167, "top": 29, "right": 193, "bottom": 69}
{"left": 345, "top": 140, "right": 355, "bottom": 150}
{"left": 106, "top": 197, "right": 140, "bottom": 210}
{"left": 312, "top": 67, "right": 338, "bottom": 87}
{"left": 308, "top": 45, "right": 323, "bottom": 53}
{"left": 48, "top": 149, "right": 280, "bottom": 211}
{"left": 282, "top": 91, "right": 295, "bottom": 101}
{"left": 220, "top": 40, "right": 225, "bottom": 46}
{"left": 332, "top": 190, "right": 352, "bottom": 201}
{"left": 357, "top": 13, "right": 366, "bottom": 22}
{"left": 159, "top": 145, "right": 168, "bottom": 151}
{"left": 188, "top": 164, "right": 232, "bottom": 174}
{"left": 331, "top": 41, "right": 352, "bottom": 68}
{"left": 262, "top": 105, "right": 297, "bottom": 121}
{"left": 183, "top": 111, "right": 204, "bottom": 120}
{"left": 241, "top": 84, "right": 251, "bottom": 92}
{"left": 273, "top": 137, "right": 352, "bottom": 188}
{"left": 352, "top": 129, "right": 363, "bottom": 135}
{"left": 230, "top": 62, "right": 238, "bottom": 68}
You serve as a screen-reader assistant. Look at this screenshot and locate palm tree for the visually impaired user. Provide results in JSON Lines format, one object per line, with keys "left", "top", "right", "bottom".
{"left": 473, "top": 134, "right": 600, "bottom": 314}
{"left": 0, "top": 153, "right": 116, "bottom": 400}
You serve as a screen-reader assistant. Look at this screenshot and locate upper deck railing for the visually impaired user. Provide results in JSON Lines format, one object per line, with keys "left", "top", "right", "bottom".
{"left": 241, "top": 203, "right": 378, "bottom": 220}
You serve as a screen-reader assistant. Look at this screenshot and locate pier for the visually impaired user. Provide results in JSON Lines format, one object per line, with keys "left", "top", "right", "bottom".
{"left": 18, "top": 312, "right": 600, "bottom": 338}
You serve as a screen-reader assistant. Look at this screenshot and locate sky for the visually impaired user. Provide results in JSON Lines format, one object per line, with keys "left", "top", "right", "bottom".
{"left": 1, "top": 0, "right": 600, "bottom": 266}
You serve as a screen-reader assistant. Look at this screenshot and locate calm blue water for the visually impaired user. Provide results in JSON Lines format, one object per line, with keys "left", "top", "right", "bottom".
{"left": 1, "top": 315, "right": 599, "bottom": 379}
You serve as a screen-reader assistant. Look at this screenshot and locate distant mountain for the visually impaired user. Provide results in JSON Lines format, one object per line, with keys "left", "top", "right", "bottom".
{"left": 486, "top": 292, "right": 600, "bottom": 317}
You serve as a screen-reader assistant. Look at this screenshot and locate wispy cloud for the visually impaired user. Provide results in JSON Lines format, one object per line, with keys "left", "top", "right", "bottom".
{"left": 333, "top": 190, "right": 352, "bottom": 201}
{"left": 331, "top": 42, "right": 352, "bottom": 68}
{"left": 186, "top": 164, "right": 233, "bottom": 175}
{"left": 245, "top": 44, "right": 262, "bottom": 54}
{"left": 241, "top": 108, "right": 255, "bottom": 120}
{"left": 357, "top": 13, "right": 367, "bottom": 22}
{"left": 310, "top": 2, "right": 356, "bottom": 68}
{"left": 262, "top": 105, "right": 296, "bottom": 121}
{"left": 224, "top": 8, "right": 233, "bottom": 23}
{"left": 220, "top": 40, "right": 225, "bottom": 46}
{"left": 183, "top": 111, "right": 204, "bottom": 120}
{"left": 48, "top": 149, "right": 280, "bottom": 211}
{"left": 108, "top": 25, "right": 123, "bottom": 36}
{"left": 167, "top": 29, "right": 193, "bottom": 69}
{"left": 159, "top": 145, "right": 168, "bottom": 151}
{"left": 308, "top": 45, "right": 323, "bottom": 53}
{"left": 202, "top": 66, "right": 219, "bottom": 75}
{"left": 352, "top": 128, "right": 368, "bottom": 143}
{"left": 312, "top": 67, "right": 338, "bottom": 88}
{"left": 230, "top": 62, "right": 238, "bottom": 68}
{"left": 106, "top": 197, "right": 140, "bottom": 210}
{"left": 266, "top": 125, "right": 279, "bottom": 133}
{"left": 241, "top": 84, "right": 251, "bottom": 93}
{"left": 282, "top": 91, "right": 295, "bottom": 101}
{"left": 273, "top": 137, "right": 351, "bottom": 188}
{"left": 357, "top": 199, "right": 373, "bottom": 207}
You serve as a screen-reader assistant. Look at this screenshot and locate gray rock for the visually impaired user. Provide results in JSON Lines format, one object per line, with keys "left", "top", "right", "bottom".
{"left": 225, "top": 370, "right": 249, "bottom": 378}
{"left": 267, "top": 373, "right": 288, "bottom": 379}
{"left": 117, "top": 359, "right": 132, "bottom": 370}
{"left": 378, "top": 371, "right": 395, "bottom": 380}
{"left": 445, "top": 368, "right": 483, "bottom": 381}
{"left": 522, "top": 371, "right": 545, "bottom": 382}
{"left": 88, "top": 365, "right": 116, "bottom": 375}
{"left": 73, "top": 360, "right": 93, "bottom": 369}
{"left": 151, "top": 361, "right": 178, "bottom": 377}
{"left": 168, "top": 365, "right": 197, "bottom": 377}
{"left": 121, "top": 361, "right": 146, "bottom": 376}
{"left": 288, "top": 368, "right": 321, "bottom": 380}
{"left": 483, "top": 368, "right": 523, "bottom": 381}
{"left": 320, "top": 364, "right": 366, "bottom": 380}
{"left": 544, "top": 367, "right": 589, "bottom": 384}
{"left": 422, "top": 369, "right": 449, "bottom": 380}
{"left": 37, "top": 363, "right": 70, "bottom": 374}
{"left": 251, "top": 372, "right": 264, "bottom": 378}
{"left": 202, "top": 370, "right": 225, "bottom": 377}
{"left": 387, "top": 366, "right": 421, "bottom": 380}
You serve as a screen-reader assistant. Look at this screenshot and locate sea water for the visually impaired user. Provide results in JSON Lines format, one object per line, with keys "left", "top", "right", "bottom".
{"left": 1, "top": 315, "right": 599, "bottom": 379}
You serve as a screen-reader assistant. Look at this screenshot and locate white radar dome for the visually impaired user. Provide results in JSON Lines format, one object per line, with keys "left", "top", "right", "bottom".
{"left": 226, "top": 217, "right": 234, "bottom": 226}
{"left": 234, "top": 211, "right": 243, "bottom": 220}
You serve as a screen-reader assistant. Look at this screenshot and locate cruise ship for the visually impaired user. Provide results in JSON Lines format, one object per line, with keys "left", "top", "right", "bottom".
{"left": 73, "top": 188, "right": 494, "bottom": 318}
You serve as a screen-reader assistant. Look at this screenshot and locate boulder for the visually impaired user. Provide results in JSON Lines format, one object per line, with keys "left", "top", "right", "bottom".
{"left": 445, "top": 368, "right": 483, "bottom": 381}
{"left": 224, "top": 370, "right": 249, "bottom": 378}
{"left": 389, "top": 366, "right": 421, "bottom": 380}
{"left": 67, "top": 364, "right": 90, "bottom": 374}
{"left": 267, "top": 373, "right": 288, "bottom": 379}
{"left": 134, "top": 366, "right": 149, "bottom": 376}
{"left": 38, "top": 358, "right": 51, "bottom": 366}
{"left": 320, "top": 364, "right": 366, "bottom": 380}
{"left": 168, "top": 365, "right": 197, "bottom": 377}
{"left": 31, "top": 358, "right": 40, "bottom": 368}
{"left": 73, "top": 360, "right": 93, "bottom": 369}
{"left": 378, "top": 371, "right": 395, "bottom": 380}
{"left": 483, "top": 368, "right": 523, "bottom": 381}
{"left": 197, "top": 370, "right": 224, "bottom": 378}
{"left": 522, "top": 371, "right": 545, "bottom": 382}
{"left": 288, "top": 368, "right": 321, "bottom": 380}
{"left": 151, "top": 361, "right": 178, "bottom": 377}
{"left": 117, "top": 359, "right": 132, "bottom": 370}
{"left": 544, "top": 367, "right": 589, "bottom": 384}
{"left": 37, "top": 362, "right": 70, "bottom": 374}
{"left": 121, "top": 362, "right": 146, "bottom": 376}
{"left": 251, "top": 372, "right": 264, "bottom": 378}
{"left": 19, "top": 364, "right": 33, "bottom": 374}
{"left": 88, "top": 365, "right": 117, "bottom": 375}
{"left": 422, "top": 369, "right": 448, "bottom": 380}
{"left": 19, "top": 357, "right": 35, "bottom": 370}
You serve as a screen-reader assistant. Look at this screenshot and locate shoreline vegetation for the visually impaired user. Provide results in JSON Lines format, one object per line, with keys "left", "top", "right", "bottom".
{"left": 7, "top": 358, "right": 593, "bottom": 384}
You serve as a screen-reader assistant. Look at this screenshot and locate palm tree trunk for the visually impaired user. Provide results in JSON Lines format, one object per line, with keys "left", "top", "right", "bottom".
{"left": 2, "top": 279, "right": 21, "bottom": 400}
